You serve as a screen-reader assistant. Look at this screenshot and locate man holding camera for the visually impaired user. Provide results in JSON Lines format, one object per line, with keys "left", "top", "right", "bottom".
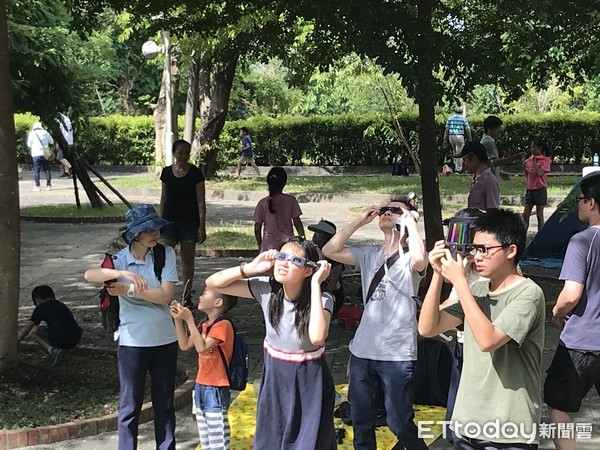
{"left": 323, "top": 197, "right": 428, "bottom": 450}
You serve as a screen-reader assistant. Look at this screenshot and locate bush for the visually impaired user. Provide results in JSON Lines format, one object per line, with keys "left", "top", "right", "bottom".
{"left": 222, "top": 114, "right": 418, "bottom": 166}
{"left": 76, "top": 115, "right": 156, "bottom": 165}
{"left": 15, "top": 112, "right": 600, "bottom": 165}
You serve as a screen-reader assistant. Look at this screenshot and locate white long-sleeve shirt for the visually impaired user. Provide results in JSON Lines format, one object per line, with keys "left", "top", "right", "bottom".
{"left": 27, "top": 129, "right": 54, "bottom": 157}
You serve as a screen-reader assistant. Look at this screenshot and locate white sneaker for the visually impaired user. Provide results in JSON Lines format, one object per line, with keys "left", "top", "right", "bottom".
{"left": 32, "top": 186, "right": 41, "bottom": 192}
{"left": 46, "top": 186, "right": 52, "bottom": 191}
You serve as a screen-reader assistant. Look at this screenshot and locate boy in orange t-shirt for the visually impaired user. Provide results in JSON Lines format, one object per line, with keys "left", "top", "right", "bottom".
{"left": 171, "top": 288, "right": 238, "bottom": 449}
{"left": 523, "top": 138, "right": 552, "bottom": 231}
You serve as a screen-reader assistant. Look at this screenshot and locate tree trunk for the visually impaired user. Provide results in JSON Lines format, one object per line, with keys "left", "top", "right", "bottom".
{"left": 183, "top": 54, "right": 200, "bottom": 143}
{"left": 192, "top": 55, "right": 239, "bottom": 178}
{"left": 0, "top": 0, "right": 20, "bottom": 372}
{"left": 417, "top": 0, "right": 444, "bottom": 249}
{"left": 153, "top": 46, "right": 181, "bottom": 174}
{"left": 52, "top": 129, "right": 105, "bottom": 208}
{"left": 191, "top": 55, "right": 213, "bottom": 161}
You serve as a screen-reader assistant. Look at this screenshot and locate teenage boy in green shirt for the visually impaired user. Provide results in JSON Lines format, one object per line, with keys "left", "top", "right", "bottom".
{"left": 419, "top": 209, "right": 545, "bottom": 449}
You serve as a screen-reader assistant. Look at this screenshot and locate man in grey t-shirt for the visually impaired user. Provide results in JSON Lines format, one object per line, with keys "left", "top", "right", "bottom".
{"left": 481, "top": 115, "right": 527, "bottom": 180}
{"left": 323, "top": 197, "right": 428, "bottom": 450}
{"left": 545, "top": 173, "right": 600, "bottom": 450}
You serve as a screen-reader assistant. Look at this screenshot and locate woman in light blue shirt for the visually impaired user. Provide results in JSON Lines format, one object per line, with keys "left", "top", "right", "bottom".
{"left": 85, "top": 204, "right": 179, "bottom": 450}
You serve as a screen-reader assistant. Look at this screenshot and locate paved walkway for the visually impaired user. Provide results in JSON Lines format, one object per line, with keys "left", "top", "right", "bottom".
{"left": 13, "top": 170, "right": 600, "bottom": 449}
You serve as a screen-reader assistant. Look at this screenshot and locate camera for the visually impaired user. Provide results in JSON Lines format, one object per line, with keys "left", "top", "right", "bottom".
{"left": 445, "top": 218, "right": 476, "bottom": 260}
{"left": 393, "top": 210, "right": 420, "bottom": 232}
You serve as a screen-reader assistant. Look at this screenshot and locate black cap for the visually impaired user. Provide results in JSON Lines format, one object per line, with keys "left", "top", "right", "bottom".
{"left": 307, "top": 219, "right": 336, "bottom": 236}
{"left": 457, "top": 141, "right": 489, "bottom": 163}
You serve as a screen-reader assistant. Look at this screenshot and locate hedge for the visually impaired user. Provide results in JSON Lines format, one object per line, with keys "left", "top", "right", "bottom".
{"left": 15, "top": 112, "right": 600, "bottom": 166}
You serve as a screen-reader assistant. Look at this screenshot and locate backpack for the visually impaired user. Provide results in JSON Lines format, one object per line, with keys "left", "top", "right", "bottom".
{"left": 392, "top": 161, "right": 409, "bottom": 176}
{"left": 413, "top": 338, "right": 453, "bottom": 407}
{"left": 99, "top": 244, "right": 166, "bottom": 335}
{"left": 204, "top": 316, "right": 249, "bottom": 391}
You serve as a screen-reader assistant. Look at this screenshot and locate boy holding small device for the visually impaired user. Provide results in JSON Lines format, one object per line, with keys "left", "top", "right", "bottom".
{"left": 419, "top": 209, "right": 545, "bottom": 449}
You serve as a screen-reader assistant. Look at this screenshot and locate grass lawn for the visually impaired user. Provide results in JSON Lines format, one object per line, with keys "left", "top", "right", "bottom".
{"left": 20, "top": 204, "right": 129, "bottom": 217}
{"left": 201, "top": 222, "right": 256, "bottom": 249}
{"left": 104, "top": 174, "right": 579, "bottom": 197}
{"left": 20, "top": 205, "right": 257, "bottom": 249}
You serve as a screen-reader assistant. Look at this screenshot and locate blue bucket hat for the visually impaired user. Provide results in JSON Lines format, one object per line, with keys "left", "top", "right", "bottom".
{"left": 121, "top": 204, "right": 169, "bottom": 244}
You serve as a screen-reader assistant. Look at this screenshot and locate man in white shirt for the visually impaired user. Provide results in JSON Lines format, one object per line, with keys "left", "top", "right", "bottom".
{"left": 56, "top": 113, "right": 73, "bottom": 178}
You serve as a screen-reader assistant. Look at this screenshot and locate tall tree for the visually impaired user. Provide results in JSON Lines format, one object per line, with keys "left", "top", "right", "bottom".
{"left": 0, "top": 0, "right": 20, "bottom": 372}
{"left": 288, "top": 0, "right": 600, "bottom": 245}
{"left": 70, "top": 0, "right": 600, "bottom": 232}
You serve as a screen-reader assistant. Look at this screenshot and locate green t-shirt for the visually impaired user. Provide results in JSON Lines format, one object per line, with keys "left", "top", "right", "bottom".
{"left": 444, "top": 277, "right": 545, "bottom": 444}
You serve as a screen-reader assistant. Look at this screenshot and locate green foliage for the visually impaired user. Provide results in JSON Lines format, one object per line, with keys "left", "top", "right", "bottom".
{"left": 76, "top": 115, "right": 156, "bottom": 164}
{"left": 229, "top": 54, "right": 416, "bottom": 119}
{"left": 489, "top": 113, "right": 600, "bottom": 164}
{"left": 14, "top": 112, "right": 600, "bottom": 165}
{"left": 221, "top": 114, "right": 413, "bottom": 166}
{"left": 229, "top": 59, "right": 305, "bottom": 119}
{"left": 52, "top": 172, "right": 581, "bottom": 199}
{"left": 7, "top": 0, "right": 112, "bottom": 121}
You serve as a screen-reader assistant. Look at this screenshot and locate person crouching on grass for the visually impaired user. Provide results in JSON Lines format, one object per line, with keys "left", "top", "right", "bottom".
{"left": 84, "top": 204, "right": 179, "bottom": 450}
{"left": 419, "top": 209, "right": 545, "bottom": 450}
{"left": 17, "top": 285, "right": 82, "bottom": 365}
{"left": 170, "top": 289, "right": 238, "bottom": 450}
{"left": 205, "top": 236, "right": 337, "bottom": 450}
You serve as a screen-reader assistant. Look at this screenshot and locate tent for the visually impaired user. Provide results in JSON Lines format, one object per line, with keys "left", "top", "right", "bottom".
{"left": 521, "top": 174, "right": 594, "bottom": 264}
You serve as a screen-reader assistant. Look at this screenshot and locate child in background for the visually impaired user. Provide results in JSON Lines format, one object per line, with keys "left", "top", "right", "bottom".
{"left": 17, "top": 285, "right": 82, "bottom": 365}
{"left": 236, "top": 127, "right": 260, "bottom": 177}
{"left": 523, "top": 138, "right": 552, "bottom": 231}
{"left": 253, "top": 167, "right": 305, "bottom": 252}
{"left": 170, "top": 289, "right": 238, "bottom": 450}
{"left": 205, "top": 236, "right": 336, "bottom": 450}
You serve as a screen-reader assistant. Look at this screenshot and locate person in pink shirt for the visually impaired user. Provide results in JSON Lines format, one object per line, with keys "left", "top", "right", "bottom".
{"left": 523, "top": 138, "right": 552, "bottom": 231}
{"left": 253, "top": 167, "right": 305, "bottom": 251}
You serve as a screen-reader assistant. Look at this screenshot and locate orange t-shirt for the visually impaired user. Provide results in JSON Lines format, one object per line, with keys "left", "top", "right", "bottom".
{"left": 195, "top": 319, "right": 234, "bottom": 387}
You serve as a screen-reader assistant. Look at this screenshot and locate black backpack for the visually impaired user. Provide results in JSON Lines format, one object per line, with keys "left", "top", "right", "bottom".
{"left": 204, "top": 316, "right": 249, "bottom": 391}
{"left": 99, "top": 244, "right": 166, "bottom": 334}
{"left": 392, "top": 161, "right": 409, "bottom": 176}
{"left": 413, "top": 338, "right": 453, "bottom": 407}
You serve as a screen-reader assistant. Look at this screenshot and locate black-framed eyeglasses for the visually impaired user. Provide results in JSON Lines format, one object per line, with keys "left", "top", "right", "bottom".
{"left": 470, "top": 244, "right": 509, "bottom": 256}
{"left": 576, "top": 196, "right": 588, "bottom": 203}
{"left": 275, "top": 251, "right": 317, "bottom": 269}
{"left": 379, "top": 206, "right": 404, "bottom": 215}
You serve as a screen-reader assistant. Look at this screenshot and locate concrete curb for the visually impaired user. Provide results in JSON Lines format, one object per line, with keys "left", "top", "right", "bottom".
{"left": 21, "top": 216, "right": 123, "bottom": 224}
{"left": 0, "top": 377, "right": 195, "bottom": 450}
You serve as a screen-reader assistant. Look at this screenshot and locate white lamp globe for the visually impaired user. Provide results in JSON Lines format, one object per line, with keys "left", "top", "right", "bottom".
{"left": 142, "top": 41, "right": 161, "bottom": 59}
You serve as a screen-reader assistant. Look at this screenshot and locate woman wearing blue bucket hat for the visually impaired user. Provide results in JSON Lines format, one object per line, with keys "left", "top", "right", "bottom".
{"left": 84, "top": 204, "right": 179, "bottom": 450}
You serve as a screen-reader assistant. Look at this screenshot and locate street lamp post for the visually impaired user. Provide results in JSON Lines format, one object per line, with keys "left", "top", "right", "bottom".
{"left": 142, "top": 31, "right": 174, "bottom": 166}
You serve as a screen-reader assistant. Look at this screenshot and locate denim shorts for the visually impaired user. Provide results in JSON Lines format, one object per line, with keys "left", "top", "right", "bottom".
{"left": 194, "top": 383, "right": 231, "bottom": 413}
{"left": 160, "top": 221, "right": 199, "bottom": 244}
